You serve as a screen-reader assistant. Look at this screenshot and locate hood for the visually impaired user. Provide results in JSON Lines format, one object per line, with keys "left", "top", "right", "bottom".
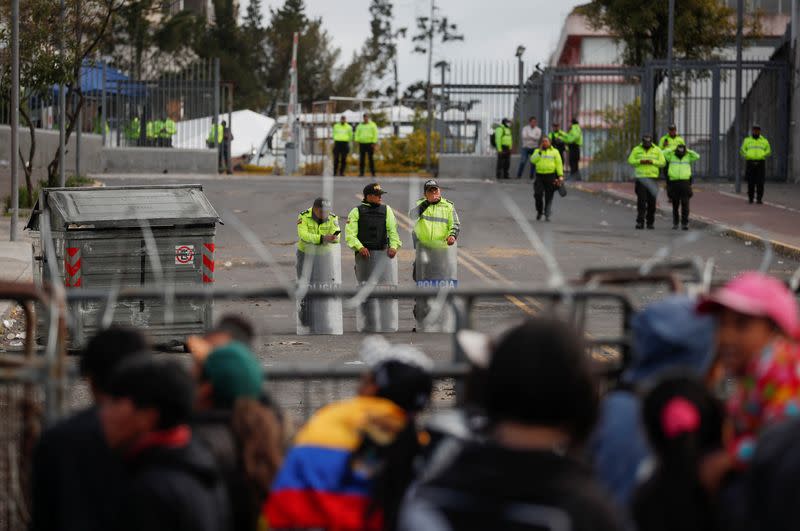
{"left": 624, "top": 295, "right": 716, "bottom": 385}
{"left": 128, "top": 437, "right": 221, "bottom": 487}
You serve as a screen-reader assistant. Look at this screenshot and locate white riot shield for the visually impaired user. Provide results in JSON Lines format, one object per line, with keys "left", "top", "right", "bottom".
{"left": 355, "top": 251, "right": 399, "bottom": 333}
{"left": 296, "top": 244, "right": 343, "bottom": 335}
{"left": 414, "top": 243, "right": 458, "bottom": 332}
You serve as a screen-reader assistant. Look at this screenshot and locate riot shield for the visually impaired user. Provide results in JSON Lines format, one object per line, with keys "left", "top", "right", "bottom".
{"left": 414, "top": 243, "right": 458, "bottom": 332}
{"left": 296, "top": 243, "right": 343, "bottom": 335}
{"left": 355, "top": 251, "right": 399, "bottom": 333}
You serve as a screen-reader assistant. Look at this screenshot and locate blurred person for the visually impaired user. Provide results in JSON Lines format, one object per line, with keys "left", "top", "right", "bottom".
{"left": 589, "top": 295, "right": 716, "bottom": 510}
{"left": 697, "top": 272, "right": 800, "bottom": 468}
{"left": 494, "top": 118, "right": 513, "bottom": 179}
{"left": 222, "top": 120, "right": 234, "bottom": 174}
{"left": 740, "top": 124, "right": 772, "bottom": 204}
{"left": 193, "top": 341, "right": 283, "bottom": 531}
{"left": 564, "top": 117, "right": 583, "bottom": 180}
{"left": 663, "top": 143, "right": 700, "bottom": 230}
{"left": 30, "top": 327, "right": 149, "bottom": 531}
{"left": 93, "top": 105, "right": 110, "bottom": 137}
{"left": 186, "top": 314, "right": 256, "bottom": 365}
{"left": 516, "top": 116, "right": 542, "bottom": 179}
{"left": 632, "top": 376, "right": 725, "bottom": 531}
{"left": 265, "top": 336, "right": 433, "bottom": 531}
{"left": 628, "top": 135, "right": 666, "bottom": 229}
{"left": 332, "top": 115, "right": 353, "bottom": 176}
{"left": 659, "top": 124, "right": 685, "bottom": 151}
{"left": 161, "top": 114, "right": 177, "bottom": 148}
{"left": 549, "top": 122, "right": 569, "bottom": 170}
{"left": 355, "top": 113, "right": 379, "bottom": 177}
{"left": 399, "top": 318, "right": 624, "bottom": 531}
{"left": 530, "top": 136, "right": 564, "bottom": 221}
{"left": 102, "top": 355, "right": 230, "bottom": 531}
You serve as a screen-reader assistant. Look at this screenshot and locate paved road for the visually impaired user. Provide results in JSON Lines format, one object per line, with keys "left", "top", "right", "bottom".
{"left": 98, "top": 174, "right": 800, "bottom": 357}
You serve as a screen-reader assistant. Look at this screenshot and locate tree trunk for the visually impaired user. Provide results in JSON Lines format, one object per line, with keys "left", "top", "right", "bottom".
{"left": 46, "top": 87, "right": 84, "bottom": 187}
{"left": 18, "top": 104, "right": 36, "bottom": 206}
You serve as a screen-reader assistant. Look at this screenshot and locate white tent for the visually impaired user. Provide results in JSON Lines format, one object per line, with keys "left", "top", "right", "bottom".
{"left": 174, "top": 109, "right": 275, "bottom": 158}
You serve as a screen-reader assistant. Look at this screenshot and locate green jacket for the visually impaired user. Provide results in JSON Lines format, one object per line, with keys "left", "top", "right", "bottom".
{"left": 627, "top": 144, "right": 666, "bottom": 178}
{"left": 207, "top": 123, "right": 224, "bottom": 144}
{"left": 345, "top": 203, "right": 402, "bottom": 251}
{"left": 297, "top": 209, "right": 340, "bottom": 254}
{"left": 564, "top": 124, "right": 583, "bottom": 146}
{"left": 333, "top": 122, "right": 353, "bottom": 142}
{"left": 412, "top": 198, "right": 460, "bottom": 249}
{"left": 93, "top": 116, "right": 109, "bottom": 136}
{"left": 494, "top": 125, "right": 513, "bottom": 152}
{"left": 146, "top": 120, "right": 161, "bottom": 140}
{"left": 125, "top": 118, "right": 141, "bottom": 140}
{"left": 161, "top": 119, "right": 177, "bottom": 138}
{"left": 740, "top": 135, "right": 771, "bottom": 161}
{"left": 355, "top": 121, "right": 379, "bottom": 144}
{"left": 659, "top": 133, "right": 685, "bottom": 150}
{"left": 663, "top": 148, "right": 700, "bottom": 181}
{"left": 530, "top": 146, "right": 564, "bottom": 176}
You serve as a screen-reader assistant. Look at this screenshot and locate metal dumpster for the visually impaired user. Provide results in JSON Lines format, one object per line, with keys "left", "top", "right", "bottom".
{"left": 26, "top": 185, "right": 220, "bottom": 348}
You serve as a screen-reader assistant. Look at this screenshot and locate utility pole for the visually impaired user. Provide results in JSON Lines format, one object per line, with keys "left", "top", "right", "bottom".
{"left": 425, "top": 0, "right": 436, "bottom": 174}
{"left": 666, "top": 0, "right": 675, "bottom": 126}
{"left": 516, "top": 46, "right": 526, "bottom": 153}
{"left": 286, "top": 31, "right": 300, "bottom": 175}
{"left": 10, "top": 0, "right": 19, "bottom": 240}
{"left": 735, "top": 0, "right": 744, "bottom": 193}
{"left": 436, "top": 61, "right": 449, "bottom": 154}
{"left": 59, "top": 0, "right": 66, "bottom": 187}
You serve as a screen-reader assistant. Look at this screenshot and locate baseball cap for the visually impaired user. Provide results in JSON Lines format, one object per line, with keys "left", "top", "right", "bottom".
{"left": 313, "top": 197, "right": 331, "bottom": 209}
{"left": 363, "top": 183, "right": 386, "bottom": 197}
{"left": 642, "top": 134, "right": 653, "bottom": 141}
{"left": 669, "top": 124, "right": 677, "bottom": 130}
{"left": 202, "top": 341, "right": 264, "bottom": 408}
{"left": 424, "top": 179, "right": 439, "bottom": 190}
{"left": 360, "top": 336, "right": 434, "bottom": 413}
{"left": 752, "top": 123, "right": 762, "bottom": 129}
{"left": 697, "top": 271, "right": 799, "bottom": 338}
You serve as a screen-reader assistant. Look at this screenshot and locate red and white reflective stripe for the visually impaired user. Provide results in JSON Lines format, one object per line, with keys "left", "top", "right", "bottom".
{"left": 65, "top": 247, "right": 82, "bottom": 287}
{"left": 202, "top": 243, "right": 215, "bottom": 283}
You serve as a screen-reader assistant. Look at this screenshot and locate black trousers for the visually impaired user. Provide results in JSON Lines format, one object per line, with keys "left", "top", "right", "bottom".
{"left": 534, "top": 173, "right": 557, "bottom": 217}
{"left": 568, "top": 144, "right": 580, "bottom": 177}
{"left": 668, "top": 180, "right": 692, "bottom": 226}
{"left": 333, "top": 141, "right": 349, "bottom": 175}
{"left": 359, "top": 143, "right": 375, "bottom": 176}
{"left": 496, "top": 149, "right": 511, "bottom": 178}
{"left": 745, "top": 160, "right": 766, "bottom": 202}
{"left": 635, "top": 179, "right": 658, "bottom": 226}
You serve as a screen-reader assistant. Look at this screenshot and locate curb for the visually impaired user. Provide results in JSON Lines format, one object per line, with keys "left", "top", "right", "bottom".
{"left": 573, "top": 183, "right": 800, "bottom": 260}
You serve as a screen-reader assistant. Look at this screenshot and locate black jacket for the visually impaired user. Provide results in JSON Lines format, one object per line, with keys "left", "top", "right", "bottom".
{"left": 117, "top": 437, "right": 230, "bottom": 531}
{"left": 400, "top": 442, "right": 624, "bottom": 531}
{"left": 30, "top": 407, "right": 124, "bottom": 531}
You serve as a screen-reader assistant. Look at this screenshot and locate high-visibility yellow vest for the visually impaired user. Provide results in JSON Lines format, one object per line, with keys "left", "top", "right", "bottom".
{"left": 333, "top": 122, "right": 353, "bottom": 142}
{"left": 530, "top": 147, "right": 564, "bottom": 176}
{"left": 627, "top": 145, "right": 666, "bottom": 178}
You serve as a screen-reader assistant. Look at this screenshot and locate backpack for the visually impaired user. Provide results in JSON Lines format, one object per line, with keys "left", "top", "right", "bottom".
{"left": 489, "top": 131, "right": 496, "bottom": 149}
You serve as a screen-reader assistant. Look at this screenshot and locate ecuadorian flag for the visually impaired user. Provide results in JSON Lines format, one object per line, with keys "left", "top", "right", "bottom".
{"left": 265, "top": 396, "right": 407, "bottom": 531}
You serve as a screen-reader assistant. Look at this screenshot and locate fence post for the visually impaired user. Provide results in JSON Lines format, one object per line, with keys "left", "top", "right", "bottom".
{"left": 640, "top": 64, "right": 652, "bottom": 138}
{"left": 10, "top": 0, "right": 19, "bottom": 241}
{"left": 102, "top": 62, "right": 107, "bottom": 147}
{"left": 778, "top": 64, "right": 790, "bottom": 181}
{"left": 76, "top": 66, "right": 82, "bottom": 179}
{"left": 213, "top": 58, "right": 220, "bottom": 151}
{"left": 710, "top": 66, "right": 721, "bottom": 180}
{"left": 542, "top": 69, "right": 553, "bottom": 133}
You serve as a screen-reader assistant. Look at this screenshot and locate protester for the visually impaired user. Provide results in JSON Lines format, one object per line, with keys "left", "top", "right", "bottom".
{"left": 101, "top": 355, "right": 230, "bottom": 531}
{"left": 265, "top": 336, "right": 433, "bottom": 531}
{"left": 632, "top": 375, "right": 725, "bottom": 531}
{"left": 187, "top": 313, "right": 257, "bottom": 363}
{"left": 399, "top": 318, "right": 624, "bottom": 531}
{"left": 193, "top": 341, "right": 283, "bottom": 531}
{"left": 590, "top": 295, "right": 716, "bottom": 509}
{"left": 30, "top": 327, "right": 149, "bottom": 531}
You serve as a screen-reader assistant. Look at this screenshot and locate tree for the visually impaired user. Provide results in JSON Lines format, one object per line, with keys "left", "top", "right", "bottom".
{"left": 362, "top": 0, "right": 406, "bottom": 101}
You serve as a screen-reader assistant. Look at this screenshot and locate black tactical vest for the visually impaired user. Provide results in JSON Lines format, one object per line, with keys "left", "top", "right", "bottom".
{"left": 357, "top": 203, "right": 388, "bottom": 250}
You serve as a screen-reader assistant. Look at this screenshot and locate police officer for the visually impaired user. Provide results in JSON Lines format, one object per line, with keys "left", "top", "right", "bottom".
{"left": 530, "top": 136, "right": 564, "bottom": 222}
{"left": 494, "top": 118, "right": 513, "bottom": 179}
{"left": 663, "top": 143, "right": 700, "bottom": 230}
{"left": 627, "top": 135, "right": 666, "bottom": 230}
{"left": 160, "top": 115, "right": 177, "bottom": 148}
{"left": 564, "top": 118, "right": 582, "bottom": 180}
{"left": 740, "top": 124, "right": 772, "bottom": 204}
{"left": 355, "top": 113, "right": 379, "bottom": 177}
{"left": 549, "top": 122, "right": 569, "bottom": 173}
{"left": 332, "top": 115, "right": 353, "bottom": 176}
{"left": 659, "top": 124, "right": 685, "bottom": 151}
{"left": 296, "top": 198, "right": 341, "bottom": 328}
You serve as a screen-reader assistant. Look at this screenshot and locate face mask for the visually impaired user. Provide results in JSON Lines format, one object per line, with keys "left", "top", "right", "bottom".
{"left": 676, "top": 147, "right": 686, "bottom": 157}
{"left": 753, "top": 131, "right": 761, "bottom": 138}
{"left": 643, "top": 140, "right": 652, "bottom": 149}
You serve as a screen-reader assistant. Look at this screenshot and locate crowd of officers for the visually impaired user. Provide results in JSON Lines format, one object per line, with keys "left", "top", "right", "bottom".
{"left": 332, "top": 113, "right": 380, "bottom": 177}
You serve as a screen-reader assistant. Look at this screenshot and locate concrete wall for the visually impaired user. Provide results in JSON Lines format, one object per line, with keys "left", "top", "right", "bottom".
{"left": 101, "top": 147, "right": 217, "bottom": 174}
{"left": 0, "top": 125, "right": 104, "bottom": 180}
{"left": 438, "top": 154, "right": 522, "bottom": 179}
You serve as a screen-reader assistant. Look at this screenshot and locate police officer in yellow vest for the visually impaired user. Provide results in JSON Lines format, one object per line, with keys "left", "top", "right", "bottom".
{"left": 296, "top": 198, "right": 341, "bottom": 327}
{"left": 663, "top": 143, "right": 700, "bottom": 230}
{"left": 355, "top": 113, "right": 379, "bottom": 177}
{"left": 530, "top": 136, "right": 564, "bottom": 221}
{"left": 332, "top": 116, "right": 353, "bottom": 176}
{"left": 494, "top": 118, "right": 513, "bottom": 179}
{"left": 564, "top": 118, "right": 583, "bottom": 180}
{"left": 146, "top": 120, "right": 159, "bottom": 147}
{"left": 740, "top": 124, "right": 772, "bottom": 204}
{"left": 627, "top": 135, "right": 666, "bottom": 229}
{"left": 160, "top": 116, "right": 177, "bottom": 148}
{"left": 549, "top": 122, "right": 569, "bottom": 171}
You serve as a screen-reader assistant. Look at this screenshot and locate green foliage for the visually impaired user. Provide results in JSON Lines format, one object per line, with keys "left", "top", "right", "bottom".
{"left": 378, "top": 130, "right": 439, "bottom": 171}
{"left": 592, "top": 98, "right": 642, "bottom": 164}
{"left": 5, "top": 175, "right": 95, "bottom": 212}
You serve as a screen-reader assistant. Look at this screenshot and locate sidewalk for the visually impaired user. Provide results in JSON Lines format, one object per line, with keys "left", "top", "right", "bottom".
{"left": 573, "top": 181, "right": 800, "bottom": 257}
{"left": 0, "top": 216, "right": 34, "bottom": 319}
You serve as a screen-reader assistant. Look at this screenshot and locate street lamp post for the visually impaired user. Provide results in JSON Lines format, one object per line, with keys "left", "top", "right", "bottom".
{"left": 516, "top": 46, "right": 526, "bottom": 154}
{"left": 666, "top": 0, "right": 675, "bottom": 126}
{"left": 735, "top": 0, "right": 744, "bottom": 193}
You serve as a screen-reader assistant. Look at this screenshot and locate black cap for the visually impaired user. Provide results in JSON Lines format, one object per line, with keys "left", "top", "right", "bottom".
{"left": 313, "top": 197, "right": 331, "bottom": 208}
{"left": 668, "top": 124, "right": 677, "bottom": 130}
{"left": 643, "top": 134, "right": 653, "bottom": 141}
{"left": 424, "top": 179, "right": 439, "bottom": 190}
{"left": 752, "top": 123, "right": 762, "bottom": 129}
{"left": 363, "top": 183, "right": 386, "bottom": 197}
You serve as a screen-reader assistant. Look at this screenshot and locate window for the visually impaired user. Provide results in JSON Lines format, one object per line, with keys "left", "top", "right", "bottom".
{"left": 580, "top": 38, "right": 623, "bottom": 65}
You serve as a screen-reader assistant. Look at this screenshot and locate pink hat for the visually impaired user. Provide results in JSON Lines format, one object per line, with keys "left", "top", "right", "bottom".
{"left": 697, "top": 271, "right": 799, "bottom": 338}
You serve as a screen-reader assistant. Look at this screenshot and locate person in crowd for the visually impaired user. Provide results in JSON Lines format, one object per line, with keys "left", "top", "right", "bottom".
{"left": 355, "top": 113, "right": 379, "bottom": 177}
{"left": 632, "top": 376, "right": 725, "bottom": 531}
{"left": 265, "top": 336, "right": 433, "bottom": 531}
{"left": 549, "top": 121, "right": 569, "bottom": 171}
{"left": 530, "top": 136, "right": 564, "bottom": 221}
{"left": 659, "top": 124, "right": 685, "bottom": 152}
{"left": 516, "top": 116, "right": 542, "bottom": 179}
{"left": 564, "top": 117, "right": 583, "bottom": 180}
{"left": 627, "top": 135, "right": 666, "bottom": 229}
{"left": 101, "top": 355, "right": 230, "bottom": 531}
{"left": 332, "top": 115, "right": 353, "bottom": 176}
{"left": 740, "top": 124, "right": 772, "bottom": 204}
{"left": 494, "top": 118, "right": 513, "bottom": 179}
{"left": 697, "top": 271, "right": 800, "bottom": 468}
{"left": 222, "top": 120, "right": 234, "bottom": 174}
{"left": 30, "top": 327, "right": 149, "bottom": 531}
{"left": 663, "top": 143, "right": 700, "bottom": 230}
{"left": 399, "top": 318, "right": 624, "bottom": 531}
{"left": 589, "top": 295, "right": 716, "bottom": 510}
{"left": 193, "top": 341, "right": 283, "bottom": 531}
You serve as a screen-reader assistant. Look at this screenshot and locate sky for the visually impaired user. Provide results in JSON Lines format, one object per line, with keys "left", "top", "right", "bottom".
{"left": 247, "top": 0, "right": 587, "bottom": 93}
